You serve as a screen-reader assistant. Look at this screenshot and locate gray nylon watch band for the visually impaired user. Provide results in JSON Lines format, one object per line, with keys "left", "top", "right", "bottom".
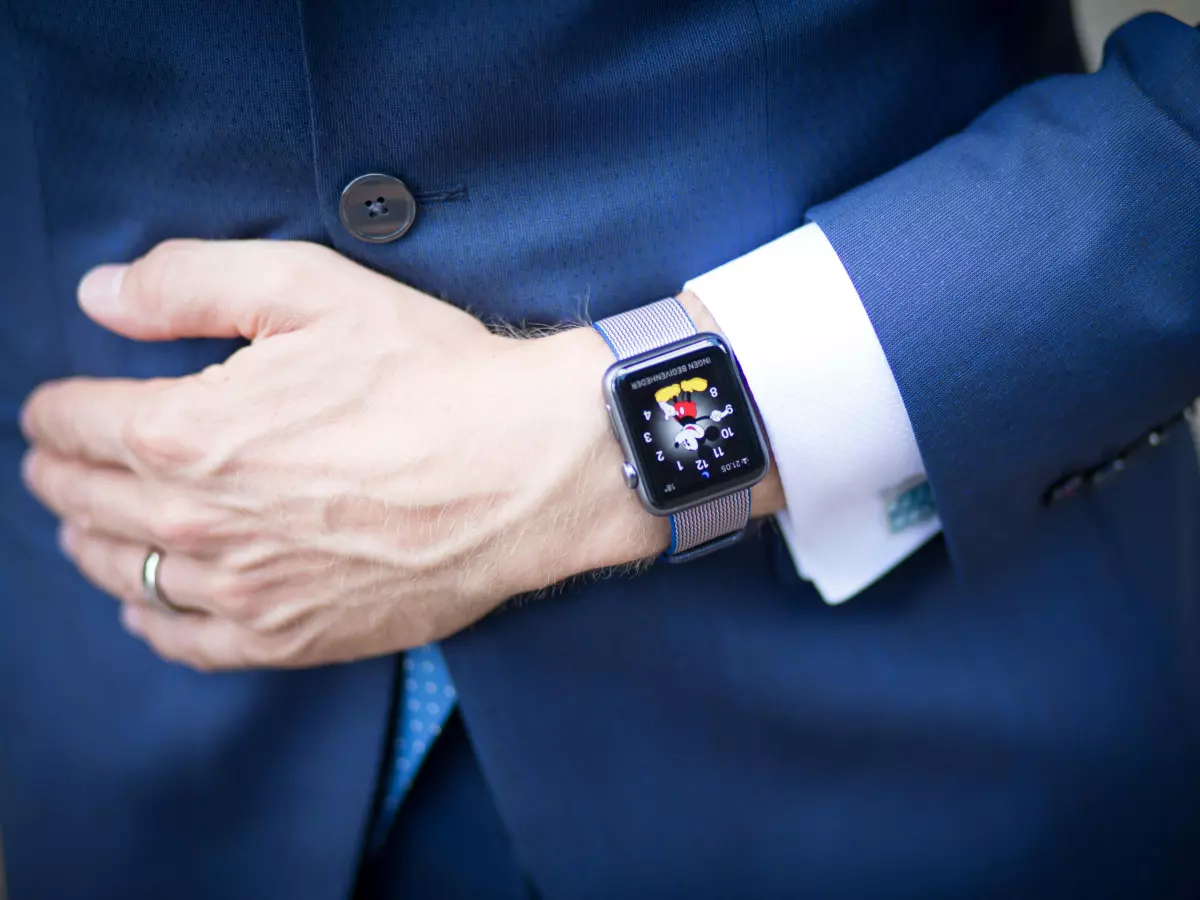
{"left": 594, "top": 297, "right": 697, "bottom": 356}
{"left": 666, "top": 488, "right": 752, "bottom": 561}
{"left": 594, "top": 298, "right": 752, "bottom": 559}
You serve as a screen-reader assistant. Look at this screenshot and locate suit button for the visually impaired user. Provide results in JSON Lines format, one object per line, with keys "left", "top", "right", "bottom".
{"left": 339, "top": 174, "right": 416, "bottom": 243}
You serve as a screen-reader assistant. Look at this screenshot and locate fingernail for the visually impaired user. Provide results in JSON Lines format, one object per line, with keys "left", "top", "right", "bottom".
{"left": 122, "top": 605, "right": 143, "bottom": 633}
{"left": 20, "top": 451, "right": 37, "bottom": 486}
{"left": 58, "top": 522, "right": 78, "bottom": 554}
{"left": 18, "top": 399, "right": 34, "bottom": 441}
{"left": 78, "top": 264, "right": 128, "bottom": 316}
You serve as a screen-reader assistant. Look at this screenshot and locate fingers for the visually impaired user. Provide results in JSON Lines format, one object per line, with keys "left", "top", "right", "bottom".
{"left": 56, "top": 510, "right": 312, "bottom": 672}
{"left": 58, "top": 525, "right": 223, "bottom": 616}
{"left": 62, "top": 527, "right": 323, "bottom": 672}
{"left": 120, "top": 592, "right": 319, "bottom": 672}
{"left": 21, "top": 451, "right": 242, "bottom": 552}
{"left": 24, "top": 239, "right": 378, "bottom": 465}
{"left": 22, "top": 369, "right": 231, "bottom": 477}
{"left": 77, "top": 239, "right": 350, "bottom": 342}
{"left": 120, "top": 604, "right": 256, "bottom": 672}
{"left": 20, "top": 378, "right": 165, "bottom": 468}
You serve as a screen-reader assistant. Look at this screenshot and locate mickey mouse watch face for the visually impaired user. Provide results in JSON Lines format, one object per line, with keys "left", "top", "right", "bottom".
{"left": 603, "top": 334, "right": 769, "bottom": 515}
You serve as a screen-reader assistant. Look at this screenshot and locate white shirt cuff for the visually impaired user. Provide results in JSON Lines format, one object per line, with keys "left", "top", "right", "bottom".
{"left": 684, "top": 223, "right": 940, "bottom": 604}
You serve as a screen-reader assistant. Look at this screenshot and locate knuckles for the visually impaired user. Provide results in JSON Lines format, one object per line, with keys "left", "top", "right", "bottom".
{"left": 208, "top": 566, "right": 288, "bottom": 630}
{"left": 146, "top": 499, "right": 223, "bottom": 555}
{"left": 208, "top": 573, "right": 259, "bottom": 622}
{"left": 122, "top": 390, "right": 211, "bottom": 474}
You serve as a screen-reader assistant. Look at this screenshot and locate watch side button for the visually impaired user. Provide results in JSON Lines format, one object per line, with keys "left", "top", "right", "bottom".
{"left": 621, "top": 461, "right": 639, "bottom": 490}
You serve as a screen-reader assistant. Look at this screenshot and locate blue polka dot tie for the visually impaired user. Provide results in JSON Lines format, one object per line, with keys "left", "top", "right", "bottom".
{"left": 369, "top": 643, "right": 456, "bottom": 849}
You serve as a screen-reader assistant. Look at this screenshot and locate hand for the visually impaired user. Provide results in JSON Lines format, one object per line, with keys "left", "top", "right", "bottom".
{"left": 21, "top": 240, "right": 782, "bottom": 670}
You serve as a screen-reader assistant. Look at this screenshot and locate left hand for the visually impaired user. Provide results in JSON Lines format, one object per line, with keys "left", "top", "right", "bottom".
{"left": 20, "top": 239, "right": 685, "bottom": 670}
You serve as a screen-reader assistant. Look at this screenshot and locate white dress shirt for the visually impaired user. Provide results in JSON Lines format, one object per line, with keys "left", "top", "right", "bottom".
{"left": 684, "top": 223, "right": 941, "bottom": 604}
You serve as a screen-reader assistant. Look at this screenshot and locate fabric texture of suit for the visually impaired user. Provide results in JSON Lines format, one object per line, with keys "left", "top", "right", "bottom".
{"left": 1, "top": 2, "right": 1199, "bottom": 898}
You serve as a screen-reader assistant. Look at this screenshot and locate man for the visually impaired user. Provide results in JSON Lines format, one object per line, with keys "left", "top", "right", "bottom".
{"left": 2, "top": 1, "right": 1199, "bottom": 897}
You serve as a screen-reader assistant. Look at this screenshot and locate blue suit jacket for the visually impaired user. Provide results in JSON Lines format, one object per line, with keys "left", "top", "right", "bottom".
{"left": 2, "top": 2, "right": 1199, "bottom": 897}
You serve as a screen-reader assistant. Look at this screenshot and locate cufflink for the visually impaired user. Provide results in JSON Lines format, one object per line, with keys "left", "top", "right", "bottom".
{"left": 885, "top": 477, "right": 937, "bottom": 533}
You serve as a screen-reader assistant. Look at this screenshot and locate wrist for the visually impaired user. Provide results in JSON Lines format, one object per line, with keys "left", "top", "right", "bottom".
{"left": 499, "top": 292, "right": 786, "bottom": 592}
{"left": 497, "top": 326, "right": 669, "bottom": 592}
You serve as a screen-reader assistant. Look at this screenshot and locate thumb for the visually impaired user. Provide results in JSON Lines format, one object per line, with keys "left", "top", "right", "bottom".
{"left": 78, "top": 239, "right": 340, "bottom": 342}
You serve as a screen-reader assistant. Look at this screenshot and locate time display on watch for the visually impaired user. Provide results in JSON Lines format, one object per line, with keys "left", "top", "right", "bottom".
{"left": 607, "top": 335, "right": 768, "bottom": 512}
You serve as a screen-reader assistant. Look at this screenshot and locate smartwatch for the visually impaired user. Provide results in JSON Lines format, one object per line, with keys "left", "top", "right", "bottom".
{"left": 595, "top": 297, "right": 770, "bottom": 562}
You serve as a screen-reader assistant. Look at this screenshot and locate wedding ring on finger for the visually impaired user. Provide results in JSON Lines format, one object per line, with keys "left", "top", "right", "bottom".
{"left": 141, "top": 547, "right": 190, "bottom": 615}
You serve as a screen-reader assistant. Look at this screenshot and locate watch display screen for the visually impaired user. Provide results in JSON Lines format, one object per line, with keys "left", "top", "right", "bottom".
{"left": 610, "top": 337, "right": 768, "bottom": 511}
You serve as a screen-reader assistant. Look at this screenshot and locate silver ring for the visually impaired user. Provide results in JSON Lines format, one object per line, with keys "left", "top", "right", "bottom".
{"left": 141, "top": 548, "right": 186, "bottom": 615}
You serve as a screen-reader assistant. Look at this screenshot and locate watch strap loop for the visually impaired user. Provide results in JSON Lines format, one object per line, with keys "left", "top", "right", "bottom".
{"left": 665, "top": 490, "right": 752, "bottom": 562}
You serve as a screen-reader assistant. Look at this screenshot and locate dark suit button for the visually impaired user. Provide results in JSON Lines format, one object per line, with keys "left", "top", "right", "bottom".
{"left": 339, "top": 174, "right": 416, "bottom": 243}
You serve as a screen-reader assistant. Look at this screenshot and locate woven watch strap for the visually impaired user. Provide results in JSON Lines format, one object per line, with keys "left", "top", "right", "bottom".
{"left": 593, "top": 297, "right": 697, "bottom": 356}
{"left": 666, "top": 489, "right": 752, "bottom": 560}
{"left": 594, "top": 298, "right": 751, "bottom": 559}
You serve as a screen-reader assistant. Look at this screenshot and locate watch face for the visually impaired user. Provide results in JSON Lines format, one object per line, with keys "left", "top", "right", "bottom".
{"left": 607, "top": 335, "right": 769, "bottom": 513}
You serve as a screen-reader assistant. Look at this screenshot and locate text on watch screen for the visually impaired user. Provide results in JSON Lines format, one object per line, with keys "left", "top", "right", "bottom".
{"left": 615, "top": 345, "right": 766, "bottom": 508}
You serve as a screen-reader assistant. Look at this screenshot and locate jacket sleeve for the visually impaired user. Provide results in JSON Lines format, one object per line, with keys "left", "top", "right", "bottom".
{"left": 804, "top": 12, "right": 1200, "bottom": 573}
